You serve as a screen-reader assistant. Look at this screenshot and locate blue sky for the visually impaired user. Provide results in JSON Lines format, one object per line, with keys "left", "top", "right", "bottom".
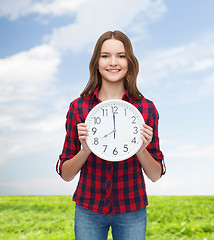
{"left": 0, "top": 0, "right": 214, "bottom": 195}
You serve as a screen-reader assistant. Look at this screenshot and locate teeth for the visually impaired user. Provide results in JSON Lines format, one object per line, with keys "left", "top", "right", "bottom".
{"left": 107, "top": 70, "right": 119, "bottom": 72}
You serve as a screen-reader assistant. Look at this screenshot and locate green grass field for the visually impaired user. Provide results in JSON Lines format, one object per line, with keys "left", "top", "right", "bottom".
{"left": 0, "top": 196, "right": 213, "bottom": 239}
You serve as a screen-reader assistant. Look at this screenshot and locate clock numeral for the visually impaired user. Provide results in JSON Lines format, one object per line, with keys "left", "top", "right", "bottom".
{"left": 131, "top": 137, "right": 136, "bottom": 144}
{"left": 94, "top": 137, "right": 99, "bottom": 145}
{"left": 94, "top": 116, "right": 101, "bottom": 124}
{"left": 103, "top": 145, "right": 108, "bottom": 153}
{"left": 92, "top": 127, "right": 97, "bottom": 135}
{"left": 113, "top": 148, "right": 118, "bottom": 155}
{"left": 111, "top": 106, "right": 118, "bottom": 114}
{"left": 133, "top": 126, "right": 138, "bottom": 134}
{"left": 123, "top": 144, "right": 128, "bottom": 152}
{"left": 101, "top": 108, "right": 108, "bottom": 117}
{"left": 131, "top": 116, "right": 136, "bottom": 124}
{"left": 124, "top": 108, "right": 127, "bottom": 116}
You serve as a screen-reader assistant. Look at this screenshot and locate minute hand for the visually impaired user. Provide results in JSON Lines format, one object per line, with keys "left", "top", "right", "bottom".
{"left": 113, "top": 111, "right": 116, "bottom": 139}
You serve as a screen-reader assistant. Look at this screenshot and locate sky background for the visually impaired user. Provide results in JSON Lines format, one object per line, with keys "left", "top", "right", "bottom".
{"left": 0, "top": 0, "right": 214, "bottom": 196}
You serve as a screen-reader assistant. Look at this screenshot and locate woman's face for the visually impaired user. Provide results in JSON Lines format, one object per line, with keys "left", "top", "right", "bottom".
{"left": 98, "top": 39, "right": 128, "bottom": 85}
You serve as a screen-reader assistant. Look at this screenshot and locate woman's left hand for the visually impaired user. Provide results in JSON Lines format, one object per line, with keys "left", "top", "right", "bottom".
{"left": 137, "top": 124, "right": 153, "bottom": 154}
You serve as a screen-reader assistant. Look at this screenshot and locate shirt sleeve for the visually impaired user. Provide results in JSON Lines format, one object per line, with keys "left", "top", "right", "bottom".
{"left": 56, "top": 101, "right": 81, "bottom": 176}
{"left": 146, "top": 102, "right": 166, "bottom": 175}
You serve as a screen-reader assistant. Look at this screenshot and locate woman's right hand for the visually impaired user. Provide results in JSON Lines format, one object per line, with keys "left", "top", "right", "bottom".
{"left": 61, "top": 123, "right": 91, "bottom": 181}
{"left": 77, "top": 123, "right": 92, "bottom": 155}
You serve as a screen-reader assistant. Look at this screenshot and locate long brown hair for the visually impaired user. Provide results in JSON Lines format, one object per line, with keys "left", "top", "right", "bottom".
{"left": 80, "top": 30, "right": 143, "bottom": 99}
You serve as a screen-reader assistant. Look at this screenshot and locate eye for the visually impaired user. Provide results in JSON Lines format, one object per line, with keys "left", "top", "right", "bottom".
{"left": 100, "top": 55, "right": 108, "bottom": 58}
{"left": 118, "top": 55, "right": 126, "bottom": 58}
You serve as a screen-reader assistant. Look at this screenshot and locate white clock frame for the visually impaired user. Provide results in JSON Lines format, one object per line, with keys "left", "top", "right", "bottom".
{"left": 85, "top": 99, "right": 144, "bottom": 161}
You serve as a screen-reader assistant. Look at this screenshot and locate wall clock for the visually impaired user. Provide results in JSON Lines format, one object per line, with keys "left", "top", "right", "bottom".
{"left": 85, "top": 99, "right": 144, "bottom": 161}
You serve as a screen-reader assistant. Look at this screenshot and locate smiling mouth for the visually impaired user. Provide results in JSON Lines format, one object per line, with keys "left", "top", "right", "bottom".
{"left": 107, "top": 69, "right": 120, "bottom": 72}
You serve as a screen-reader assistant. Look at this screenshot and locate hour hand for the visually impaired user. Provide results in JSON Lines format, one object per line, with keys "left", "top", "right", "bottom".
{"left": 102, "top": 130, "right": 114, "bottom": 139}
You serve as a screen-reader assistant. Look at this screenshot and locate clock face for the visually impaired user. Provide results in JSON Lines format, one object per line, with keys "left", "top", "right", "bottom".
{"left": 85, "top": 99, "right": 144, "bottom": 161}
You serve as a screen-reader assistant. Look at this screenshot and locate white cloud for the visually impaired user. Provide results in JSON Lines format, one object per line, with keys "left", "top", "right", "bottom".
{"left": 0, "top": 156, "right": 4, "bottom": 166}
{"left": 198, "top": 73, "right": 214, "bottom": 97}
{"left": 145, "top": 140, "right": 214, "bottom": 195}
{"left": 0, "top": 43, "right": 64, "bottom": 166}
{"left": 0, "top": 44, "right": 61, "bottom": 102}
{"left": 139, "top": 33, "right": 214, "bottom": 103}
{"left": 0, "top": 110, "right": 65, "bottom": 134}
{"left": 31, "top": 0, "right": 87, "bottom": 16}
{"left": 161, "top": 139, "right": 214, "bottom": 160}
{"left": 165, "top": 143, "right": 214, "bottom": 159}
{"left": 0, "top": 113, "right": 66, "bottom": 167}
{"left": 0, "top": 0, "right": 87, "bottom": 20}
{"left": 0, "top": 0, "right": 31, "bottom": 20}
{"left": 141, "top": 35, "right": 214, "bottom": 86}
{"left": 142, "top": 0, "right": 167, "bottom": 21}
{"left": 47, "top": 0, "right": 167, "bottom": 52}
{"left": 0, "top": 0, "right": 167, "bottom": 55}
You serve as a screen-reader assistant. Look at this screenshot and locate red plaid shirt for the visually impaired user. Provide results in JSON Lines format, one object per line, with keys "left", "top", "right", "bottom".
{"left": 57, "top": 87, "right": 165, "bottom": 215}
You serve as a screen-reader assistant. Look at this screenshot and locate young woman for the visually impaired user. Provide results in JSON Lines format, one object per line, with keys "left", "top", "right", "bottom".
{"left": 56, "top": 30, "right": 165, "bottom": 240}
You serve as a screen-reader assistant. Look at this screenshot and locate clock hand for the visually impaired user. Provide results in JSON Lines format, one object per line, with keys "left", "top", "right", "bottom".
{"left": 113, "top": 111, "right": 116, "bottom": 129}
{"left": 113, "top": 111, "right": 116, "bottom": 139}
{"left": 102, "top": 130, "right": 114, "bottom": 139}
{"left": 102, "top": 111, "right": 117, "bottom": 139}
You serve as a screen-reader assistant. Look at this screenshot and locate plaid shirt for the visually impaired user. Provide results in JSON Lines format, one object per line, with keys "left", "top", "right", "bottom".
{"left": 57, "top": 87, "right": 165, "bottom": 215}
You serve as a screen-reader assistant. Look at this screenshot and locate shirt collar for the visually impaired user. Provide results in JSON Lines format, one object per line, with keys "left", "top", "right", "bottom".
{"left": 93, "top": 87, "right": 101, "bottom": 102}
{"left": 122, "top": 89, "right": 131, "bottom": 102}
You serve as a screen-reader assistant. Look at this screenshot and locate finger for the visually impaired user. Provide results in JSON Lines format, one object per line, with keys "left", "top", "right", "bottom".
{"left": 140, "top": 135, "right": 150, "bottom": 147}
{"left": 78, "top": 129, "right": 88, "bottom": 136}
{"left": 140, "top": 131, "right": 152, "bottom": 139}
{"left": 140, "top": 128, "right": 153, "bottom": 138}
{"left": 78, "top": 132, "right": 88, "bottom": 138}
{"left": 78, "top": 132, "right": 88, "bottom": 139}
{"left": 77, "top": 122, "right": 87, "bottom": 126}
{"left": 77, "top": 123, "right": 88, "bottom": 130}
{"left": 77, "top": 123, "right": 87, "bottom": 129}
{"left": 140, "top": 133, "right": 152, "bottom": 148}
{"left": 141, "top": 125, "right": 153, "bottom": 135}
{"left": 140, "top": 130, "right": 153, "bottom": 143}
{"left": 141, "top": 127, "right": 153, "bottom": 134}
{"left": 142, "top": 124, "right": 153, "bottom": 131}
{"left": 140, "top": 134, "right": 152, "bottom": 144}
{"left": 79, "top": 135, "right": 88, "bottom": 141}
{"left": 78, "top": 126, "right": 88, "bottom": 133}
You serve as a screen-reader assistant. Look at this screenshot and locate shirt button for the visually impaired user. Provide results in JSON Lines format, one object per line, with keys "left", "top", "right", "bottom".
{"left": 105, "top": 198, "right": 110, "bottom": 205}
{"left": 106, "top": 181, "right": 111, "bottom": 189}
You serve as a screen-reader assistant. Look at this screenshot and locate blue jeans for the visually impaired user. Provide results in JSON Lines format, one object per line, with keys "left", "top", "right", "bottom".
{"left": 75, "top": 204, "right": 147, "bottom": 240}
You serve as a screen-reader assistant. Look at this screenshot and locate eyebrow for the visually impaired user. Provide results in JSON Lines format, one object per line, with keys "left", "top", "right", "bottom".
{"left": 100, "top": 52, "right": 126, "bottom": 54}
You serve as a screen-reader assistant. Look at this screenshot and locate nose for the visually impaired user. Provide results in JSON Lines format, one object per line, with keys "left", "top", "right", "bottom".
{"left": 110, "top": 56, "right": 118, "bottom": 66}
